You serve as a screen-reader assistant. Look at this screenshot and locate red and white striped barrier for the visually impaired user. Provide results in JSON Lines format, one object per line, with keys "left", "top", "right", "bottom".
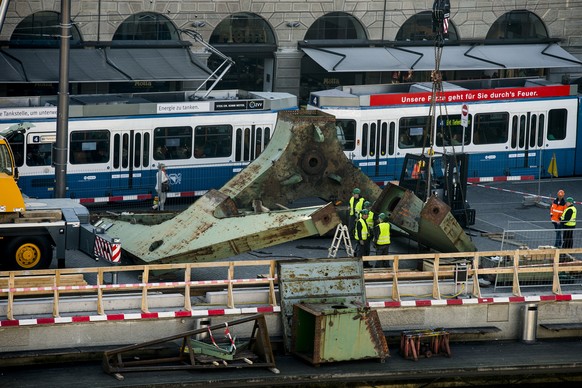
{"left": 0, "top": 277, "right": 277, "bottom": 294}
{"left": 78, "top": 190, "right": 208, "bottom": 205}
{"left": 0, "top": 306, "right": 281, "bottom": 327}
{"left": 2, "top": 293, "right": 581, "bottom": 328}
{"left": 467, "top": 175, "right": 535, "bottom": 183}
{"left": 94, "top": 235, "right": 121, "bottom": 263}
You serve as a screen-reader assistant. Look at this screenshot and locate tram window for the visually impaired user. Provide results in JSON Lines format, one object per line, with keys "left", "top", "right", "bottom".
{"left": 519, "top": 115, "right": 526, "bottom": 148}
{"left": 511, "top": 116, "right": 518, "bottom": 148}
{"left": 369, "top": 122, "right": 377, "bottom": 156}
{"left": 335, "top": 119, "right": 356, "bottom": 151}
{"left": 473, "top": 112, "right": 509, "bottom": 145}
{"left": 70, "top": 130, "right": 110, "bottom": 164}
{"left": 153, "top": 126, "right": 193, "bottom": 160}
{"left": 194, "top": 124, "right": 233, "bottom": 159}
{"left": 380, "top": 122, "right": 388, "bottom": 156}
{"left": 547, "top": 109, "right": 567, "bottom": 141}
{"left": 134, "top": 133, "right": 141, "bottom": 168}
{"left": 388, "top": 122, "right": 395, "bottom": 155}
{"left": 122, "top": 133, "right": 129, "bottom": 168}
{"left": 26, "top": 143, "right": 52, "bottom": 166}
{"left": 537, "top": 114, "right": 545, "bottom": 147}
{"left": 529, "top": 115, "right": 537, "bottom": 148}
{"left": 399, "top": 116, "right": 430, "bottom": 148}
{"left": 256, "top": 130, "right": 263, "bottom": 156}
{"left": 436, "top": 114, "right": 471, "bottom": 146}
{"left": 361, "top": 123, "right": 369, "bottom": 157}
{"left": 143, "top": 132, "right": 150, "bottom": 167}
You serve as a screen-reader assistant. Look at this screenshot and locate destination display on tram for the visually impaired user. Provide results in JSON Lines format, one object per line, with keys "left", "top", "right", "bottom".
{"left": 370, "top": 84, "right": 573, "bottom": 106}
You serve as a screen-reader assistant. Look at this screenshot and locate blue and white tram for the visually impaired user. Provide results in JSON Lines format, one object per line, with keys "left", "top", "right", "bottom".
{"left": 0, "top": 90, "right": 297, "bottom": 201}
{"left": 308, "top": 79, "right": 582, "bottom": 183}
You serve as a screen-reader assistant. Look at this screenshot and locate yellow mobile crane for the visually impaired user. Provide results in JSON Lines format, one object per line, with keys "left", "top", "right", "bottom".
{"left": 0, "top": 135, "right": 120, "bottom": 270}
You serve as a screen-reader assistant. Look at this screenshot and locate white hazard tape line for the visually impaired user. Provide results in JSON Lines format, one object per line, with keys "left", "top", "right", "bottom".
{"left": 467, "top": 175, "right": 535, "bottom": 183}
{"left": 0, "top": 278, "right": 277, "bottom": 294}
{"left": 78, "top": 190, "right": 209, "bottom": 205}
{"left": 2, "top": 295, "right": 580, "bottom": 328}
{"left": 471, "top": 182, "right": 581, "bottom": 205}
{"left": 0, "top": 306, "right": 283, "bottom": 327}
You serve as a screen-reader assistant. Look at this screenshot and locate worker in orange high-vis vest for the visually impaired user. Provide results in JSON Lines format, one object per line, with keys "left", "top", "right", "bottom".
{"left": 550, "top": 189, "right": 566, "bottom": 247}
{"left": 561, "top": 197, "right": 577, "bottom": 249}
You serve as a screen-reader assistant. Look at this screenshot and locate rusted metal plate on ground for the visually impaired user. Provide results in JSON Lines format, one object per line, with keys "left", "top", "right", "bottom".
{"left": 101, "top": 190, "right": 340, "bottom": 265}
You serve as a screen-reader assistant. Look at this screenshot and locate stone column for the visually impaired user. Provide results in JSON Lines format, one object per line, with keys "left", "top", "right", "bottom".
{"left": 273, "top": 48, "right": 303, "bottom": 97}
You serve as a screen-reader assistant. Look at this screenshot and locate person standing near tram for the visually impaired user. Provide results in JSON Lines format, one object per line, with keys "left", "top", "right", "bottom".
{"left": 550, "top": 189, "right": 566, "bottom": 248}
{"left": 561, "top": 197, "right": 577, "bottom": 249}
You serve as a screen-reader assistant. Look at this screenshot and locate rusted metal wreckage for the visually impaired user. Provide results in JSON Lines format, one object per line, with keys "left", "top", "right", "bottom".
{"left": 101, "top": 110, "right": 474, "bottom": 265}
{"left": 100, "top": 111, "right": 379, "bottom": 265}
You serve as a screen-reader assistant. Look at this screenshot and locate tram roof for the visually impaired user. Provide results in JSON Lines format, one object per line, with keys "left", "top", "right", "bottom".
{"left": 308, "top": 78, "right": 578, "bottom": 108}
{"left": 0, "top": 90, "right": 298, "bottom": 121}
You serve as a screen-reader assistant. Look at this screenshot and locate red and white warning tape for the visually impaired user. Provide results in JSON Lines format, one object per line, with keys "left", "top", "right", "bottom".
{"left": 0, "top": 277, "right": 277, "bottom": 294}
{"left": 2, "top": 294, "right": 582, "bottom": 328}
{"left": 77, "top": 190, "right": 208, "bottom": 205}
{"left": 467, "top": 175, "right": 535, "bottom": 183}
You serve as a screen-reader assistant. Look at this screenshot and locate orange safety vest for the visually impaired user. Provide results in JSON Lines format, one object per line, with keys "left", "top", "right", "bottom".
{"left": 412, "top": 162, "right": 422, "bottom": 179}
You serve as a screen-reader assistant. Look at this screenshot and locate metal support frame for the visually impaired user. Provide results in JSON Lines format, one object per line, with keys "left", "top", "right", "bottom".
{"left": 102, "top": 314, "right": 278, "bottom": 376}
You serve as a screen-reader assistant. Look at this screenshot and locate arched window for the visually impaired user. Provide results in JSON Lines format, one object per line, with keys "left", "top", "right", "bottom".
{"left": 486, "top": 10, "right": 548, "bottom": 40}
{"left": 395, "top": 11, "right": 459, "bottom": 42}
{"left": 210, "top": 13, "right": 276, "bottom": 45}
{"left": 209, "top": 13, "right": 276, "bottom": 91}
{"left": 305, "top": 12, "right": 367, "bottom": 40}
{"left": 113, "top": 12, "right": 180, "bottom": 41}
{"left": 10, "top": 11, "right": 83, "bottom": 47}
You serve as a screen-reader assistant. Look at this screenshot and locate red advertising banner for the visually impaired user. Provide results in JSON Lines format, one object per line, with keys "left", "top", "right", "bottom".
{"left": 369, "top": 85, "right": 572, "bottom": 106}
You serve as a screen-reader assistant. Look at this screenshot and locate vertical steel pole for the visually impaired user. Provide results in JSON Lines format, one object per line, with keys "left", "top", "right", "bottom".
{"left": 55, "top": 0, "right": 71, "bottom": 198}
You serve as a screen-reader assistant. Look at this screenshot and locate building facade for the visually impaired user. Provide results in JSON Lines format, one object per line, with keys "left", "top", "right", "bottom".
{"left": 0, "top": 1, "right": 581, "bottom": 101}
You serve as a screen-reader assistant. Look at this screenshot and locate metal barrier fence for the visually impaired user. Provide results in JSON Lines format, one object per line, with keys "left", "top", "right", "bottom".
{"left": 495, "top": 228, "right": 582, "bottom": 291}
{"left": 2, "top": 247, "right": 582, "bottom": 321}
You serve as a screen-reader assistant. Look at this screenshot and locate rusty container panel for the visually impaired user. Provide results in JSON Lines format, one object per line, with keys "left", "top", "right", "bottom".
{"left": 374, "top": 184, "right": 476, "bottom": 253}
{"left": 277, "top": 257, "right": 367, "bottom": 352}
{"left": 375, "top": 184, "right": 423, "bottom": 233}
{"left": 292, "top": 303, "right": 389, "bottom": 365}
{"left": 419, "top": 196, "right": 477, "bottom": 252}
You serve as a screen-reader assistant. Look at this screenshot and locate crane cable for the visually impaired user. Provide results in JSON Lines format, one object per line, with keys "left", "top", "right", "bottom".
{"left": 423, "top": 0, "right": 471, "bottom": 227}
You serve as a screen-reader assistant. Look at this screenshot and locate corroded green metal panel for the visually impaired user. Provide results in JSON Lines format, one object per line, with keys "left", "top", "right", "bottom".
{"left": 374, "top": 183, "right": 476, "bottom": 252}
{"left": 292, "top": 303, "right": 389, "bottom": 364}
{"left": 101, "top": 190, "right": 339, "bottom": 264}
{"left": 277, "top": 257, "right": 367, "bottom": 352}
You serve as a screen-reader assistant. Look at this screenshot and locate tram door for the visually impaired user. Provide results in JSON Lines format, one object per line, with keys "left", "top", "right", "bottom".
{"left": 111, "top": 130, "right": 149, "bottom": 193}
{"left": 360, "top": 120, "right": 395, "bottom": 181}
{"left": 509, "top": 112, "right": 545, "bottom": 173}
{"left": 234, "top": 125, "right": 271, "bottom": 163}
